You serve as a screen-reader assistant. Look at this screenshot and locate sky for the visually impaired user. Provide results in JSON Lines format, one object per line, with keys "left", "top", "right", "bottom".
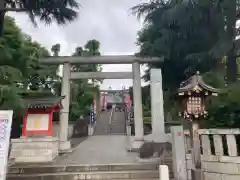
{"left": 8, "top": 0, "right": 148, "bottom": 90}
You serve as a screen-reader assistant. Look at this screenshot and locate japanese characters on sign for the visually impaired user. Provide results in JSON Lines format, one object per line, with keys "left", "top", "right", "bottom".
{"left": 90, "top": 105, "right": 95, "bottom": 125}
{"left": 0, "top": 110, "right": 13, "bottom": 180}
{"left": 0, "top": 120, "right": 8, "bottom": 140}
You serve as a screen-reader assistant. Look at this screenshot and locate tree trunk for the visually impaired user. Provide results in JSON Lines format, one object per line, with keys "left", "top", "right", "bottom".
{"left": 227, "top": 49, "right": 237, "bottom": 83}
{"left": 0, "top": 12, "right": 4, "bottom": 36}
{"left": 0, "top": 0, "right": 5, "bottom": 36}
{"left": 226, "top": 0, "right": 237, "bottom": 83}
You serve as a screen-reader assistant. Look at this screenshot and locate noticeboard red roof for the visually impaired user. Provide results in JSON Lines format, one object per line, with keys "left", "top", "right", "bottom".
{"left": 20, "top": 91, "right": 64, "bottom": 109}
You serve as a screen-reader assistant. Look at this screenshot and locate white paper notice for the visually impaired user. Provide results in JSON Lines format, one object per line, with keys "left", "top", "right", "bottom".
{"left": 0, "top": 110, "right": 13, "bottom": 180}
{"left": 26, "top": 114, "right": 49, "bottom": 131}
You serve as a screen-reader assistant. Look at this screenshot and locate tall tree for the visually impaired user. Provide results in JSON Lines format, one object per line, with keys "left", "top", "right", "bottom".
{"left": 72, "top": 39, "right": 102, "bottom": 84}
{"left": 131, "top": 0, "right": 230, "bottom": 121}
{"left": 132, "top": 0, "right": 225, "bottom": 89}
{"left": 132, "top": 0, "right": 240, "bottom": 85}
{"left": 191, "top": 0, "right": 240, "bottom": 83}
{"left": 226, "top": 0, "right": 237, "bottom": 83}
{"left": 51, "top": 44, "right": 61, "bottom": 57}
{"left": 84, "top": 39, "right": 100, "bottom": 56}
{"left": 69, "top": 40, "right": 102, "bottom": 120}
{"left": 0, "top": 16, "right": 56, "bottom": 111}
{"left": 0, "top": 0, "right": 79, "bottom": 36}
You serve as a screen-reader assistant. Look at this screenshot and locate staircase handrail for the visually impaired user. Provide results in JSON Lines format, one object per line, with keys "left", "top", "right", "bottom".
{"left": 108, "top": 105, "right": 115, "bottom": 131}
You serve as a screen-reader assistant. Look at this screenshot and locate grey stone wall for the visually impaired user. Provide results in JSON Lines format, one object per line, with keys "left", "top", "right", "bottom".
{"left": 184, "top": 129, "right": 240, "bottom": 180}
{"left": 186, "top": 154, "right": 240, "bottom": 180}
{"left": 10, "top": 137, "right": 58, "bottom": 163}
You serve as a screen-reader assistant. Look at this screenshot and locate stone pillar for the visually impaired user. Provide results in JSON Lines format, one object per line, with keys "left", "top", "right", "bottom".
{"left": 131, "top": 62, "right": 144, "bottom": 149}
{"left": 159, "top": 165, "right": 170, "bottom": 180}
{"left": 150, "top": 69, "right": 165, "bottom": 137}
{"left": 171, "top": 126, "right": 187, "bottom": 180}
{"left": 59, "top": 63, "right": 71, "bottom": 151}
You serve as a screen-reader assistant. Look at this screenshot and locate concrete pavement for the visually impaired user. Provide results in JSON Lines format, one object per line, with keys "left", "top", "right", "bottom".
{"left": 54, "top": 135, "right": 138, "bottom": 165}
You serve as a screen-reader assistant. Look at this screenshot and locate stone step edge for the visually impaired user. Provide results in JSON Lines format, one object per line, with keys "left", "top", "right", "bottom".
{"left": 9, "top": 162, "right": 162, "bottom": 168}
{"left": 8, "top": 164, "right": 170, "bottom": 169}
{"left": 7, "top": 179, "right": 169, "bottom": 180}
{"left": 8, "top": 165, "right": 166, "bottom": 175}
{"left": 8, "top": 179, "right": 161, "bottom": 180}
{"left": 8, "top": 165, "right": 162, "bottom": 170}
{"left": 8, "top": 164, "right": 173, "bottom": 174}
{"left": 7, "top": 170, "right": 158, "bottom": 177}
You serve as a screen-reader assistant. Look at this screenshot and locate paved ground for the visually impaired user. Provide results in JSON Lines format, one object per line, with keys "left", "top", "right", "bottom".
{"left": 70, "top": 137, "right": 87, "bottom": 149}
{"left": 55, "top": 135, "right": 138, "bottom": 165}
{"left": 54, "top": 109, "right": 137, "bottom": 165}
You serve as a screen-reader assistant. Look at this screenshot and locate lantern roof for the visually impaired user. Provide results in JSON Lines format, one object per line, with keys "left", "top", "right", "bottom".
{"left": 178, "top": 71, "right": 221, "bottom": 94}
{"left": 21, "top": 91, "right": 64, "bottom": 109}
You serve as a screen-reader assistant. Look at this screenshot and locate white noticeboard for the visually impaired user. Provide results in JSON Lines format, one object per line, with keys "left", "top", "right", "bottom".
{"left": 26, "top": 114, "right": 49, "bottom": 131}
{"left": 0, "top": 110, "right": 13, "bottom": 180}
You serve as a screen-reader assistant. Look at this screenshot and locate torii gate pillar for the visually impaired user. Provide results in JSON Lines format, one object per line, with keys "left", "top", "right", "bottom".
{"left": 59, "top": 63, "right": 71, "bottom": 151}
{"left": 131, "top": 62, "right": 144, "bottom": 149}
{"left": 149, "top": 68, "right": 166, "bottom": 141}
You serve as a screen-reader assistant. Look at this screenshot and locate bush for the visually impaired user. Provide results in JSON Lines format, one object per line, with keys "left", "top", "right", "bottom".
{"left": 143, "top": 111, "right": 151, "bottom": 117}
{"left": 205, "top": 82, "right": 240, "bottom": 128}
{"left": 143, "top": 117, "right": 151, "bottom": 125}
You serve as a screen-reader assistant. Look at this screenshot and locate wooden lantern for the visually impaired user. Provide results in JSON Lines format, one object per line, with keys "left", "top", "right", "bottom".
{"left": 178, "top": 71, "right": 220, "bottom": 120}
{"left": 177, "top": 71, "right": 221, "bottom": 180}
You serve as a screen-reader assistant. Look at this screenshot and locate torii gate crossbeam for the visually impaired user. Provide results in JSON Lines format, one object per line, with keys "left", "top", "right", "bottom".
{"left": 71, "top": 72, "right": 133, "bottom": 79}
{"left": 39, "top": 55, "right": 162, "bottom": 64}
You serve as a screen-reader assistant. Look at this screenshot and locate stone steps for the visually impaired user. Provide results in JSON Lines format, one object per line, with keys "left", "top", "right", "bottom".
{"left": 94, "top": 111, "right": 111, "bottom": 135}
{"left": 7, "top": 170, "right": 159, "bottom": 180}
{"left": 7, "top": 163, "right": 172, "bottom": 180}
{"left": 109, "top": 111, "right": 126, "bottom": 134}
{"left": 8, "top": 163, "right": 159, "bottom": 174}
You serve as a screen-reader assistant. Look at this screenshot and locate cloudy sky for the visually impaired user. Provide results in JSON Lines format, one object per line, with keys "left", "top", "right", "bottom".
{"left": 8, "top": 0, "right": 148, "bottom": 90}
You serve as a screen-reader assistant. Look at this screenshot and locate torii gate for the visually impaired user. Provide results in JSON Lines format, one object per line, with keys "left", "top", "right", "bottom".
{"left": 39, "top": 55, "right": 164, "bottom": 151}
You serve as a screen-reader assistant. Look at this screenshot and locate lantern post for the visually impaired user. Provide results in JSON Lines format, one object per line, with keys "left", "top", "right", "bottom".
{"left": 178, "top": 71, "right": 220, "bottom": 180}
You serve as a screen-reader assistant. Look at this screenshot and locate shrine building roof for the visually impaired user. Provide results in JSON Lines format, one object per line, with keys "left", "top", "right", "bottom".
{"left": 20, "top": 92, "right": 64, "bottom": 109}
{"left": 178, "top": 71, "right": 221, "bottom": 94}
{"left": 24, "top": 96, "right": 64, "bottom": 109}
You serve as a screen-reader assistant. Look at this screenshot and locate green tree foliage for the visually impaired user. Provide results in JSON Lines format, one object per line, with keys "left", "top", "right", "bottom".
{"left": 51, "top": 44, "right": 61, "bottom": 57}
{"left": 69, "top": 40, "right": 102, "bottom": 121}
{"left": 206, "top": 82, "right": 240, "bottom": 128}
{"left": 226, "top": 0, "right": 238, "bottom": 83}
{"left": 0, "top": 16, "right": 57, "bottom": 114}
{"left": 0, "top": 0, "right": 79, "bottom": 35}
{"left": 133, "top": 0, "right": 240, "bottom": 83}
{"left": 131, "top": 0, "right": 240, "bottom": 123}
{"left": 133, "top": 0, "right": 226, "bottom": 88}
{"left": 0, "top": 16, "right": 102, "bottom": 124}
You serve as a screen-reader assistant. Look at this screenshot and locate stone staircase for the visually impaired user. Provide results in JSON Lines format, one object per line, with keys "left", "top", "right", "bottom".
{"left": 7, "top": 163, "right": 171, "bottom": 180}
{"left": 94, "top": 109, "right": 126, "bottom": 135}
{"left": 94, "top": 111, "right": 112, "bottom": 135}
{"left": 109, "top": 111, "right": 126, "bottom": 135}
